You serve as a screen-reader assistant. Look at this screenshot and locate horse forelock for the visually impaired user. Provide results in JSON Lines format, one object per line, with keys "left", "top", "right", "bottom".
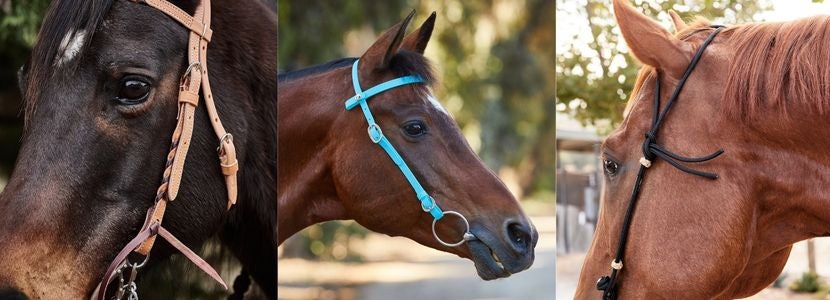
{"left": 24, "top": 0, "right": 114, "bottom": 131}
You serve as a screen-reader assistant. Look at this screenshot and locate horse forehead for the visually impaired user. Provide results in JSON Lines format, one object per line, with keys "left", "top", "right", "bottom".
{"left": 55, "top": 30, "right": 87, "bottom": 67}
{"left": 425, "top": 92, "right": 450, "bottom": 117}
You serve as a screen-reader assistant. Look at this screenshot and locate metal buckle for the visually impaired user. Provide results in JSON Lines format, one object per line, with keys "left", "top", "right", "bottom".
{"left": 420, "top": 196, "right": 436, "bottom": 212}
{"left": 432, "top": 211, "right": 475, "bottom": 247}
{"left": 217, "top": 133, "right": 233, "bottom": 153}
{"left": 180, "top": 62, "right": 203, "bottom": 89}
{"left": 367, "top": 123, "right": 383, "bottom": 143}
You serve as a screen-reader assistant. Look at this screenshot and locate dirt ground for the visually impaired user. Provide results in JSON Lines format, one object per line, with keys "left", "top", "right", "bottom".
{"left": 278, "top": 215, "right": 555, "bottom": 300}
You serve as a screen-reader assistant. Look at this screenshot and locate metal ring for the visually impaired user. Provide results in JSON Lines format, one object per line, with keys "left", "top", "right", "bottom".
{"left": 122, "top": 252, "right": 151, "bottom": 271}
{"left": 367, "top": 123, "right": 383, "bottom": 143}
{"left": 420, "top": 196, "right": 436, "bottom": 212}
{"left": 432, "top": 211, "right": 473, "bottom": 247}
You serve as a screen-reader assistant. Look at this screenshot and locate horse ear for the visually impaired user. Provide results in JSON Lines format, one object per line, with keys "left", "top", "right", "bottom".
{"left": 668, "top": 10, "right": 688, "bottom": 32}
{"left": 401, "top": 11, "right": 436, "bottom": 54}
{"left": 613, "top": 0, "right": 690, "bottom": 77}
{"left": 359, "top": 10, "right": 416, "bottom": 71}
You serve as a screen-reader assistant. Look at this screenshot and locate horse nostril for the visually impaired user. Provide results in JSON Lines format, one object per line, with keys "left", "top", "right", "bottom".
{"left": 506, "top": 222, "right": 532, "bottom": 251}
{"left": 0, "top": 288, "right": 27, "bottom": 300}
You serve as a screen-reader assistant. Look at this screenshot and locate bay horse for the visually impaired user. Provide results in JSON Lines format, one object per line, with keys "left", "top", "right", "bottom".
{"left": 278, "top": 12, "right": 538, "bottom": 281}
{"left": 577, "top": 0, "right": 830, "bottom": 298}
{"left": 0, "top": 0, "right": 276, "bottom": 298}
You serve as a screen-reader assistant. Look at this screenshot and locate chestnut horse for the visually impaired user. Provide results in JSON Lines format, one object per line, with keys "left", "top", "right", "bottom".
{"left": 577, "top": 0, "right": 830, "bottom": 298}
{"left": 0, "top": 0, "right": 276, "bottom": 298}
{"left": 278, "top": 12, "right": 538, "bottom": 280}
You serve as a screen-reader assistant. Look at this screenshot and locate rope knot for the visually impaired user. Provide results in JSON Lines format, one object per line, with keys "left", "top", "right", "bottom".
{"left": 641, "top": 132, "right": 657, "bottom": 161}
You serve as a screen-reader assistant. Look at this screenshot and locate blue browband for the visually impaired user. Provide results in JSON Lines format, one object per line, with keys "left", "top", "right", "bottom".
{"left": 344, "top": 60, "right": 444, "bottom": 220}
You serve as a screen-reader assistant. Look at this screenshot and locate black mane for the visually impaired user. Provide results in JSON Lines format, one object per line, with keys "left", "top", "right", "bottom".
{"left": 277, "top": 57, "right": 356, "bottom": 83}
{"left": 278, "top": 51, "right": 436, "bottom": 85}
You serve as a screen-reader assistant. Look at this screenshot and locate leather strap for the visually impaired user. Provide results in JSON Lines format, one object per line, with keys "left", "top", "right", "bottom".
{"left": 95, "top": 223, "right": 158, "bottom": 300}
{"left": 343, "top": 60, "right": 444, "bottom": 219}
{"left": 131, "top": 0, "right": 213, "bottom": 41}
{"left": 157, "top": 225, "right": 227, "bottom": 288}
{"left": 96, "top": 0, "right": 240, "bottom": 297}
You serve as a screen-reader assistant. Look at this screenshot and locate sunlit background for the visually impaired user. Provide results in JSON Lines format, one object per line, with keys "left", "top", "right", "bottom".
{"left": 556, "top": 0, "right": 830, "bottom": 299}
{"left": 279, "top": 0, "right": 555, "bottom": 299}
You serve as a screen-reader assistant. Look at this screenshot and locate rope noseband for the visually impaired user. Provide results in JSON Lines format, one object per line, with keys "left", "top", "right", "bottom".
{"left": 596, "top": 26, "right": 725, "bottom": 299}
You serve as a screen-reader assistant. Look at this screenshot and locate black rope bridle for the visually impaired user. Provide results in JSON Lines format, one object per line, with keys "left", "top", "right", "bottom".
{"left": 595, "top": 26, "right": 726, "bottom": 299}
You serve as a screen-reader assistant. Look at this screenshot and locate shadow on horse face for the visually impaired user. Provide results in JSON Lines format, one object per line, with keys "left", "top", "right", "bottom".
{"left": 278, "top": 12, "right": 538, "bottom": 280}
{"left": 0, "top": 0, "right": 277, "bottom": 298}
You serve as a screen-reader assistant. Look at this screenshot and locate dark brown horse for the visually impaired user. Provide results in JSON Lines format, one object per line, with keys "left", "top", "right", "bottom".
{"left": 0, "top": 0, "right": 276, "bottom": 298}
{"left": 577, "top": 0, "right": 830, "bottom": 298}
{"left": 278, "top": 12, "right": 538, "bottom": 280}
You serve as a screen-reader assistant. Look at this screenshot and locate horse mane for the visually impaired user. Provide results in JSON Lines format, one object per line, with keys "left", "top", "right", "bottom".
{"left": 278, "top": 51, "right": 437, "bottom": 85}
{"left": 278, "top": 57, "right": 357, "bottom": 82}
{"left": 723, "top": 15, "right": 830, "bottom": 119}
{"left": 627, "top": 15, "right": 830, "bottom": 120}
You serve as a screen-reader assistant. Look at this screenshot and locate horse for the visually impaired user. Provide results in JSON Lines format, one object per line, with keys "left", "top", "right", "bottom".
{"left": 0, "top": 0, "right": 276, "bottom": 298}
{"left": 576, "top": 0, "right": 830, "bottom": 298}
{"left": 277, "top": 11, "right": 538, "bottom": 281}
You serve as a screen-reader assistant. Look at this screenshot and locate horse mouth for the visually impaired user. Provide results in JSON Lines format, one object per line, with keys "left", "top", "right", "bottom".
{"left": 467, "top": 238, "right": 512, "bottom": 280}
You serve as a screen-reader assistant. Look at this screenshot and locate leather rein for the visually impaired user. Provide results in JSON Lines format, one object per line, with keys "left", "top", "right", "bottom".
{"left": 92, "top": 0, "right": 239, "bottom": 298}
{"left": 595, "top": 26, "right": 725, "bottom": 299}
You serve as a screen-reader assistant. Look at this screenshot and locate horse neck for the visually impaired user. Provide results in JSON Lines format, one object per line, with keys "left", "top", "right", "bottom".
{"left": 205, "top": 0, "right": 277, "bottom": 294}
{"left": 743, "top": 116, "right": 830, "bottom": 248}
{"left": 276, "top": 69, "right": 352, "bottom": 244}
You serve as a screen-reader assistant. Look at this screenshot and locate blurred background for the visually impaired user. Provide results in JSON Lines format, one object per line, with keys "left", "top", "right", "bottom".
{"left": 278, "top": 0, "right": 555, "bottom": 299}
{"left": 0, "top": 0, "right": 272, "bottom": 298}
{"left": 556, "top": 0, "right": 830, "bottom": 298}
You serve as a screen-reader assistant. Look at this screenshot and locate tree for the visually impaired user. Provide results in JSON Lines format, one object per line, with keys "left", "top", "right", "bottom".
{"left": 556, "top": 0, "right": 770, "bottom": 131}
{"left": 0, "top": 0, "right": 49, "bottom": 177}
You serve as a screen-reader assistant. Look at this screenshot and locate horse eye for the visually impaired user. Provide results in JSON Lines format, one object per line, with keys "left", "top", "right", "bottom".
{"left": 402, "top": 121, "right": 428, "bottom": 137}
{"left": 115, "top": 77, "right": 152, "bottom": 105}
{"left": 604, "top": 159, "right": 619, "bottom": 176}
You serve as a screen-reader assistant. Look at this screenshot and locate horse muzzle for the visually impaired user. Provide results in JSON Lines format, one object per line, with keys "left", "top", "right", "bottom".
{"left": 466, "top": 219, "right": 537, "bottom": 280}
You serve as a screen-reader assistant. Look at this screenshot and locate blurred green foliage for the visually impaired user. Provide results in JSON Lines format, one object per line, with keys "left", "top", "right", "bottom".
{"left": 789, "top": 271, "right": 826, "bottom": 293}
{"left": 0, "top": 0, "right": 49, "bottom": 178}
{"left": 556, "top": 0, "right": 770, "bottom": 132}
{"left": 281, "top": 221, "right": 370, "bottom": 261}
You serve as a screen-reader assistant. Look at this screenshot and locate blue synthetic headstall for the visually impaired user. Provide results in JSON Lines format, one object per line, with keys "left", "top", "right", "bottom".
{"left": 344, "top": 59, "right": 475, "bottom": 247}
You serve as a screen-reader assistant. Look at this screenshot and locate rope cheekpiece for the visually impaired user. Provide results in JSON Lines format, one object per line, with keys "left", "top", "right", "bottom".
{"left": 596, "top": 26, "right": 726, "bottom": 299}
{"left": 344, "top": 59, "right": 476, "bottom": 247}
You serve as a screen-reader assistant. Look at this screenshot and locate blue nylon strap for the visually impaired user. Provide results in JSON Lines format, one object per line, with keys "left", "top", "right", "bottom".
{"left": 344, "top": 75, "right": 425, "bottom": 110}
{"left": 344, "top": 59, "right": 443, "bottom": 220}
